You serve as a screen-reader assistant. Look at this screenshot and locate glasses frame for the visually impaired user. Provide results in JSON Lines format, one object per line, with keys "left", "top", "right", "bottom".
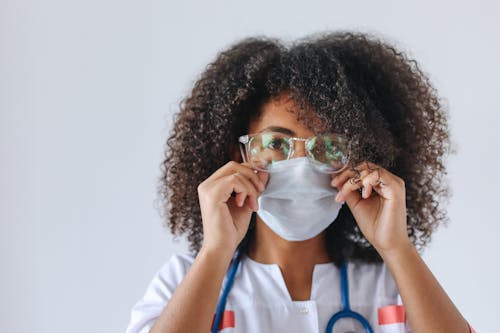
{"left": 238, "top": 131, "right": 351, "bottom": 174}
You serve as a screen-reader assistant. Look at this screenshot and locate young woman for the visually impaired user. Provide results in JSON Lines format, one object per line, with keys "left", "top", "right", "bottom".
{"left": 125, "top": 31, "right": 476, "bottom": 333}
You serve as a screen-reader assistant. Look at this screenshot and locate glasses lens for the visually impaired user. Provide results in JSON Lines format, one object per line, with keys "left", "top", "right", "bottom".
{"left": 306, "top": 134, "right": 349, "bottom": 172}
{"left": 248, "top": 132, "right": 291, "bottom": 170}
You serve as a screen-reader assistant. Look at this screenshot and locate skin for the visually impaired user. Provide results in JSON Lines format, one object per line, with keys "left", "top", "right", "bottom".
{"left": 150, "top": 93, "right": 471, "bottom": 333}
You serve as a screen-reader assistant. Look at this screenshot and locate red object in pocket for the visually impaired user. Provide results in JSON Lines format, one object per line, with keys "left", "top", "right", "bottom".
{"left": 378, "top": 305, "right": 406, "bottom": 325}
{"left": 211, "top": 310, "right": 235, "bottom": 331}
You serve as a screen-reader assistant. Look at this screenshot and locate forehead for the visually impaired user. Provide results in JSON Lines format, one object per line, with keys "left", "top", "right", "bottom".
{"left": 247, "top": 93, "right": 327, "bottom": 136}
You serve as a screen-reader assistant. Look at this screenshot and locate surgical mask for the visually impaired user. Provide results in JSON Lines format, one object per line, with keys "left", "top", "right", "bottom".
{"left": 256, "top": 156, "right": 344, "bottom": 241}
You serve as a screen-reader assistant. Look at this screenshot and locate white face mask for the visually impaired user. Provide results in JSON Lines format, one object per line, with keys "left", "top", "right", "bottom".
{"left": 256, "top": 157, "right": 344, "bottom": 241}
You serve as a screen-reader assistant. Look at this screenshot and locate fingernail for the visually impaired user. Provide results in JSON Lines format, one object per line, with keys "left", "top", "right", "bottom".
{"left": 335, "top": 193, "right": 341, "bottom": 202}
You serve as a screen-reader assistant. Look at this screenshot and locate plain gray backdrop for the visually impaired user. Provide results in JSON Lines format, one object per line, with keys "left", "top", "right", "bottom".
{"left": 1, "top": 0, "right": 498, "bottom": 332}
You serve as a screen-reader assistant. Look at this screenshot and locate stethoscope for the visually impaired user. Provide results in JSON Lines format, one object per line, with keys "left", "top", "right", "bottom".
{"left": 211, "top": 248, "right": 374, "bottom": 333}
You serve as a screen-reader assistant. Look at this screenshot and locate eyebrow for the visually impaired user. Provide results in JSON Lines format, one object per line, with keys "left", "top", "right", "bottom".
{"left": 258, "top": 126, "right": 296, "bottom": 136}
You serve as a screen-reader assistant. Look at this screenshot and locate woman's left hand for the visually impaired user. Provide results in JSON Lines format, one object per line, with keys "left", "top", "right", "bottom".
{"left": 330, "top": 161, "right": 411, "bottom": 254}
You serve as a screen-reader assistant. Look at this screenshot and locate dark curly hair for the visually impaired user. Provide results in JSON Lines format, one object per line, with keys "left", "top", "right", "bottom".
{"left": 156, "top": 30, "right": 455, "bottom": 266}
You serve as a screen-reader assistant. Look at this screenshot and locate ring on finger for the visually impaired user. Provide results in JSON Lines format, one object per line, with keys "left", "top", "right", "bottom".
{"left": 349, "top": 176, "right": 362, "bottom": 185}
{"left": 374, "top": 176, "right": 386, "bottom": 187}
{"left": 368, "top": 168, "right": 386, "bottom": 187}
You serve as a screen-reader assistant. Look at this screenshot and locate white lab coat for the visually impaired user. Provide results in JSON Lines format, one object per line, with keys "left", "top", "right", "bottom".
{"left": 125, "top": 251, "right": 413, "bottom": 333}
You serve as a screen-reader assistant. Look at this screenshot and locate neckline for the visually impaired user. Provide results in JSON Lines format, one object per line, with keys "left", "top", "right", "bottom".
{"left": 243, "top": 252, "right": 334, "bottom": 269}
{"left": 242, "top": 253, "right": 337, "bottom": 302}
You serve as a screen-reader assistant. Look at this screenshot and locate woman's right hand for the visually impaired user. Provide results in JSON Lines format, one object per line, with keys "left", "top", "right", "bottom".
{"left": 197, "top": 161, "right": 269, "bottom": 255}
{"left": 149, "top": 163, "right": 268, "bottom": 333}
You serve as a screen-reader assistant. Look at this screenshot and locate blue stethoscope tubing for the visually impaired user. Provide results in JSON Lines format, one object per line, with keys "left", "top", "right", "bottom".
{"left": 325, "top": 255, "right": 374, "bottom": 333}
{"left": 212, "top": 248, "right": 374, "bottom": 333}
{"left": 212, "top": 249, "right": 243, "bottom": 333}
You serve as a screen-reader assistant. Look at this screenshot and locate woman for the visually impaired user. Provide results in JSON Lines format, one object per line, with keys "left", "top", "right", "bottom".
{"left": 126, "top": 31, "right": 476, "bottom": 333}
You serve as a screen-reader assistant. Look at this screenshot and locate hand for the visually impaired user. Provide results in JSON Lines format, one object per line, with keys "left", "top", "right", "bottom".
{"left": 197, "top": 161, "right": 269, "bottom": 255}
{"left": 330, "top": 161, "right": 411, "bottom": 254}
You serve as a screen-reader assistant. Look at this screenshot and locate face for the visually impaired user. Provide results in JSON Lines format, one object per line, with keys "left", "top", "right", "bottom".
{"left": 235, "top": 93, "right": 339, "bottom": 245}
{"left": 233, "top": 93, "right": 327, "bottom": 162}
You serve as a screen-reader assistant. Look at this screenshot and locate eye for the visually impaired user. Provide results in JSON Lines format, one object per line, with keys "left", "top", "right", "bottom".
{"left": 268, "top": 138, "right": 284, "bottom": 150}
{"left": 262, "top": 133, "right": 288, "bottom": 150}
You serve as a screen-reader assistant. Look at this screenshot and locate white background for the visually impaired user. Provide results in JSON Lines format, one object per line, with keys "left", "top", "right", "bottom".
{"left": 1, "top": 1, "right": 498, "bottom": 332}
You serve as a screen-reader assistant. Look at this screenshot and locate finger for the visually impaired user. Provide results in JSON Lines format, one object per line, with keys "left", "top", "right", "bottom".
{"left": 330, "top": 164, "right": 360, "bottom": 188}
{"left": 360, "top": 168, "right": 382, "bottom": 199}
{"left": 342, "top": 166, "right": 398, "bottom": 202}
{"left": 335, "top": 169, "right": 369, "bottom": 202}
{"left": 228, "top": 172, "right": 260, "bottom": 211}
{"left": 208, "top": 161, "right": 266, "bottom": 192}
{"left": 236, "top": 162, "right": 266, "bottom": 192}
{"left": 256, "top": 169, "right": 270, "bottom": 187}
{"left": 211, "top": 172, "right": 248, "bottom": 206}
{"left": 331, "top": 160, "right": 380, "bottom": 188}
{"left": 366, "top": 167, "right": 401, "bottom": 201}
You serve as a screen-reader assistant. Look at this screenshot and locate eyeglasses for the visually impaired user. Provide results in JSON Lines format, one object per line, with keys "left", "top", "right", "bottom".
{"left": 238, "top": 131, "right": 351, "bottom": 173}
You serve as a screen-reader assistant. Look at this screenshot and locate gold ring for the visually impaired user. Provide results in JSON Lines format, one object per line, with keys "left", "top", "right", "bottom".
{"left": 374, "top": 176, "right": 385, "bottom": 186}
{"left": 349, "top": 176, "right": 361, "bottom": 185}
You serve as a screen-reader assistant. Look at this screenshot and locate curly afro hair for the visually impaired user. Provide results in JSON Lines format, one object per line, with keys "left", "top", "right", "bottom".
{"left": 156, "top": 30, "right": 455, "bottom": 265}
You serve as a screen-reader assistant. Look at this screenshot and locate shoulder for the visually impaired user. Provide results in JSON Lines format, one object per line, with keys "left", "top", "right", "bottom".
{"left": 125, "top": 251, "right": 197, "bottom": 333}
{"left": 155, "top": 251, "right": 197, "bottom": 287}
{"left": 136, "top": 250, "right": 197, "bottom": 299}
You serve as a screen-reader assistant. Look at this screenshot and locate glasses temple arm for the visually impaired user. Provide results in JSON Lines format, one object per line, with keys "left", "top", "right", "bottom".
{"left": 238, "top": 143, "right": 248, "bottom": 163}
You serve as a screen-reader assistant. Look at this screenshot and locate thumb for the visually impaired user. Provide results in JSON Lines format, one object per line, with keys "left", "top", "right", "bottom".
{"left": 256, "top": 171, "right": 270, "bottom": 187}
